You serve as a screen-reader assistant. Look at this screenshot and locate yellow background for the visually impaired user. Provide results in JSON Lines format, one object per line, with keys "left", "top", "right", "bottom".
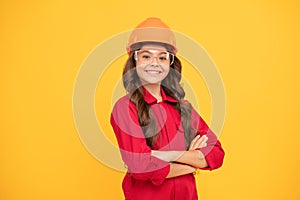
{"left": 1, "top": 0, "right": 300, "bottom": 199}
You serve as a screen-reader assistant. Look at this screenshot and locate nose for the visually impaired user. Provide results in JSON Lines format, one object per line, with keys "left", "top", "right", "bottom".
{"left": 150, "top": 56, "right": 159, "bottom": 66}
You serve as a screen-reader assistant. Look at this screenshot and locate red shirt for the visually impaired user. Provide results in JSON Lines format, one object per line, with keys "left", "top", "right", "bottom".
{"left": 110, "top": 86, "right": 224, "bottom": 200}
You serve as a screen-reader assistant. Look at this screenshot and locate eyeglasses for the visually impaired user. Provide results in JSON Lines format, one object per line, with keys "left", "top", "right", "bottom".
{"left": 134, "top": 50, "right": 174, "bottom": 65}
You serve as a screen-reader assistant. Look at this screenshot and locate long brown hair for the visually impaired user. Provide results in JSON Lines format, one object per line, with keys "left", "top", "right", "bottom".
{"left": 122, "top": 42, "right": 196, "bottom": 149}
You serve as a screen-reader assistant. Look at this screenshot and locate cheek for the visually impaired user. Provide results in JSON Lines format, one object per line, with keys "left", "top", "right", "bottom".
{"left": 163, "top": 67, "right": 170, "bottom": 75}
{"left": 135, "top": 65, "right": 143, "bottom": 77}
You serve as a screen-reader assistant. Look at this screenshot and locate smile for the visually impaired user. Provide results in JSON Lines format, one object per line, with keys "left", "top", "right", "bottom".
{"left": 145, "top": 70, "right": 162, "bottom": 74}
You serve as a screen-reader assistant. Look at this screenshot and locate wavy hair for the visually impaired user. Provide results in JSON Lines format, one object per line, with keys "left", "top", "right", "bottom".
{"left": 122, "top": 42, "right": 197, "bottom": 149}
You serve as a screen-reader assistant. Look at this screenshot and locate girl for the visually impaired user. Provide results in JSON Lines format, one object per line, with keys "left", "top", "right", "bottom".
{"left": 110, "top": 17, "right": 225, "bottom": 200}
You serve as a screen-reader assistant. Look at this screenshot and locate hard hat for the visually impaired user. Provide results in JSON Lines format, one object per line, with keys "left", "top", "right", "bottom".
{"left": 126, "top": 17, "right": 177, "bottom": 55}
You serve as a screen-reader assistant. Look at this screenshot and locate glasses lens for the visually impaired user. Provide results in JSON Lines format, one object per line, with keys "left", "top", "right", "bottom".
{"left": 137, "top": 51, "right": 152, "bottom": 64}
{"left": 135, "top": 50, "right": 174, "bottom": 65}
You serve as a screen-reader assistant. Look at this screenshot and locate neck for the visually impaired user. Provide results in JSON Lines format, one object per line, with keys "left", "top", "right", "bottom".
{"left": 143, "top": 83, "right": 162, "bottom": 99}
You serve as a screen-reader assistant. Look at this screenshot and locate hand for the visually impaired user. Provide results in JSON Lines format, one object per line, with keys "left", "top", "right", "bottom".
{"left": 189, "top": 135, "right": 208, "bottom": 150}
{"left": 186, "top": 164, "right": 197, "bottom": 174}
{"left": 166, "top": 163, "right": 197, "bottom": 178}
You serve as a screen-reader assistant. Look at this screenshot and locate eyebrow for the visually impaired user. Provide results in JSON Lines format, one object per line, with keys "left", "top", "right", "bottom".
{"left": 140, "top": 50, "right": 168, "bottom": 54}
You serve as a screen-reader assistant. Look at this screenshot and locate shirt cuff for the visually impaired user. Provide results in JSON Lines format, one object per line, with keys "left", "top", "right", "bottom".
{"left": 196, "top": 146, "right": 215, "bottom": 171}
{"left": 150, "top": 163, "right": 170, "bottom": 186}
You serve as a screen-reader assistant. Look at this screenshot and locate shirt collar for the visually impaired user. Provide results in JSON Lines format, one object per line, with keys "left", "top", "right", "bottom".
{"left": 142, "top": 86, "right": 178, "bottom": 104}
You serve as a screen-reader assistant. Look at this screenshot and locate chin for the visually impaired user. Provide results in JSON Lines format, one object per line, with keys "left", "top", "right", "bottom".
{"left": 141, "top": 78, "right": 163, "bottom": 85}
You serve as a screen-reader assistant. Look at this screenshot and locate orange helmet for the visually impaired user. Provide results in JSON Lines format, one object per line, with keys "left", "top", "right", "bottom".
{"left": 126, "top": 17, "right": 177, "bottom": 55}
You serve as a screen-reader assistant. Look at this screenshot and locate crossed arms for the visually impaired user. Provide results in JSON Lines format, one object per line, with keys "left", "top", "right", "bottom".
{"left": 110, "top": 97, "right": 225, "bottom": 185}
{"left": 151, "top": 134, "right": 209, "bottom": 178}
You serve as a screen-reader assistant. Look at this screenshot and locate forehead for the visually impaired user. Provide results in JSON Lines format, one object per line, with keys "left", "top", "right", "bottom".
{"left": 140, "top": 44, "right": 167, "bottom": 52}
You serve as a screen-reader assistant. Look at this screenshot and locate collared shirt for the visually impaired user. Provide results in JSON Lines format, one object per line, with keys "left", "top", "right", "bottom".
{"left": 110, "top": 86, "right": 224, "bottom": 200}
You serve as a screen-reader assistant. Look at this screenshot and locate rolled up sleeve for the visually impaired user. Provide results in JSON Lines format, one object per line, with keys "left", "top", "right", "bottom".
{"left": 110, "top": 96, "right": 170, "bottom": 186}
{"left": 191, "top": 107, "right": 225, "bottom": 171}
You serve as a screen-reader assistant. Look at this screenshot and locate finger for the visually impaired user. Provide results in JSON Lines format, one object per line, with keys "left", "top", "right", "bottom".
{"left": 189, "top": 135, "right": 200, "bottom": 150}
{"left": 199, "top": 136, "right": 208, "bottom": 148}
{"left": 194, "top": 135, "right": 207, "bottom": 148}
{"left": 190, "top": 135, "right": 205, "bottom": 150}
{"left": 200, "top": 142, "right": 207, "bottom": 148}
{"left": 195, "top": 135, "right": 208, "bottom": 148}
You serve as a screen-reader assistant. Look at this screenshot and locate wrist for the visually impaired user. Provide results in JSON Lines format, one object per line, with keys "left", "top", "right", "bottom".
{"left": 190, "top": 149, "right": 205, "bottom": 159}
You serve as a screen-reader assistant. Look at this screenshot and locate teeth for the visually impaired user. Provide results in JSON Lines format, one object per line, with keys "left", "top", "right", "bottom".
{"left": 146, "top": 70, "right": 161, "bottom": 74}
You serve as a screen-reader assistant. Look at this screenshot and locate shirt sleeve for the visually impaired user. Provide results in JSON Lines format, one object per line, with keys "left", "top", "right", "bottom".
{"left": 190, "top": 106, "right": 225, "bottom": 171}
{"left": 110, "top": 96, "right": 170, "bottom": 186}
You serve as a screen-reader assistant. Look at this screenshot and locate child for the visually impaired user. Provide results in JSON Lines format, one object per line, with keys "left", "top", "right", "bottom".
{"left": 110, "top": 17, "right": 225, "bottom": 200}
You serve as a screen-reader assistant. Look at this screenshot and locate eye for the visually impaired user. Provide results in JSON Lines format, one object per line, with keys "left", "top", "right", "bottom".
{"left": 159, "top": 56, "right": 167, "bottom": 60}
{"left": 142, "top": 55, "right": 151, "bottom": 59}
{"left": 139, "top": 52, "right": 152, "bottom": 60}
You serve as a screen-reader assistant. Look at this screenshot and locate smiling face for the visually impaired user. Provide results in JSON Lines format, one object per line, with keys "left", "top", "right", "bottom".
{"left": 135, "top": 44, "right": 171, "bottom": 85}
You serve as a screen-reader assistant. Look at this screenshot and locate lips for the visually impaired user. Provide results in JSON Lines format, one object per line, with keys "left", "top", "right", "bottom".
{"left": 145, "top": 70, "right": 162, "bottom": 74}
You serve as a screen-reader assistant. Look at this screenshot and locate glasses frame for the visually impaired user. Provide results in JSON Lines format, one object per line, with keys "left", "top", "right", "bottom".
{"left": 134, "top": 50, "right": 175, "bottom": 66}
